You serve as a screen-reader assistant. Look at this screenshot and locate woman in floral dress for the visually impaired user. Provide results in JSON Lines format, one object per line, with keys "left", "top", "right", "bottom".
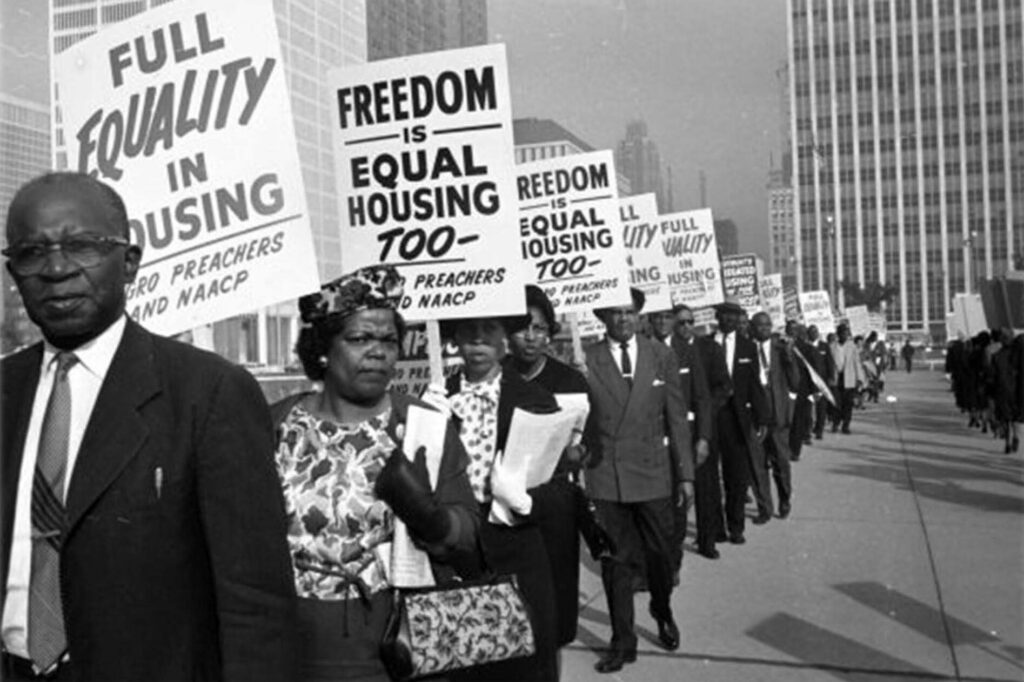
{"left": 272, "top": 266, "right": 480, "bottom": 681}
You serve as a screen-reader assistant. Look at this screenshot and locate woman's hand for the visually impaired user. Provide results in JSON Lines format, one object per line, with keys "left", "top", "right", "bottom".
{"left": 489, "top": 453, "right": 533, "bottom": 516}
{"left": 375, "top": 447, "right": 452, "bottom": 545}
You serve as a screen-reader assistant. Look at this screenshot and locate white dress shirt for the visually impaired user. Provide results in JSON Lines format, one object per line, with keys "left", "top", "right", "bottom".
{"left": 606, "top": 334, "right": 638, "bottom": 380}
{"left": 716, "top": 330, "right": 736, "bottom": 377}
{"left": 758, "top": 339, "right": 772, "bottom": 386}
{"left": 2, "top": 316, "right": 126, "bottom": 659}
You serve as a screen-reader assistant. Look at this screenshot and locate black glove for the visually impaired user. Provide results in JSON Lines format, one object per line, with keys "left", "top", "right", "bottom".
{"left": 374, "top": 446, "right": 452, "bottom": 545}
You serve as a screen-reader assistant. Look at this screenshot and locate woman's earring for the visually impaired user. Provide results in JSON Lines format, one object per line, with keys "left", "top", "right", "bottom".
{"left": 318, "top": 355, "right": 328, "bottom": 368}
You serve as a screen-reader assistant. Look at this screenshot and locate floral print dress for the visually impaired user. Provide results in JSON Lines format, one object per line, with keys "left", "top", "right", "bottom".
{"left": 275, "top": 403, "right": 396, "bottom": 600}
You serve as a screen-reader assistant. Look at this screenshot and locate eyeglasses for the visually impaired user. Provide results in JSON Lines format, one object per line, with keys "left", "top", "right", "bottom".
{"left": 3, "top": 236, "right": 130, "bottom": 276}
{"left": 676, "top": 318, "right": 696, "bottom": 326}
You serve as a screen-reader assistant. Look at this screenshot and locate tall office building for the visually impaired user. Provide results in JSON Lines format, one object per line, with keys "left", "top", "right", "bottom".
{"left": 788, "top": 0, "right": 1023, "bottom": 336}
{"left": 769, "top": 62, "right": 799, "bottom": 281}
{"left": 47, "top": 0, "right": 368, "bottom": 366}
{"left": 366, "top": 0, "right": 486, "bottom": 61}
{"left": 616, "top": 120, "right": 670, "bottom": 212}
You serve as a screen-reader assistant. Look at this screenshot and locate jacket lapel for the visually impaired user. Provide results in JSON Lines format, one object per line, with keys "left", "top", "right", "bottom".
{"left": 65, "top": 321, "right": 160, "bottom": 533}
{"left": 588, "top": 341, "right": 629, "bottom": 411}
{"left": 2, "top": 344, "right": 43, "bottom": 584}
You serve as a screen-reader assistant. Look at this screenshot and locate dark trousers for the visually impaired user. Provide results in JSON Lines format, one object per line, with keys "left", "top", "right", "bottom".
{"left": 1, "top": 654, "right": 74, "bottom": 682}
{"left": 593, "top": 497, "right": 675, "bottom": 652}
{"left": 693, "top": 446, "right": 725, "bottom": 551}
{"left": 717, "top": 406, "right": 752, "bottom": 536}
{"left": 790, "top": 394, "right": 813, "bottom": 458}
{"left": 836, "top": 381, "right": 857, "bottom": 431}
{"left": 813, "top": 394, "right": 829, "bottom": 437}
{"left": 764, "top": 427, "right": 792, "bottom": 509}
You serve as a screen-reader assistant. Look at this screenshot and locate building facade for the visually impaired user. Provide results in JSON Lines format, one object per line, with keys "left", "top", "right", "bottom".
{"left": 615, "top": 119, "right": 670, "bottom": 212}
{"left": 788, "top": 0, "right": 1023, "bottom": 335}
{"left": 768, "top": 168, "right": 798, "bottom": 278}
{"left": 366, "top": 0, "right": 486, "bottom": 61}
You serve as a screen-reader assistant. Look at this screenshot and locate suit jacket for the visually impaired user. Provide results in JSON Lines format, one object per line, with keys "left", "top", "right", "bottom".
{"left": 811, "top": 339, "right": 837, "bottom": 385}
{"left": 695, "top": 335, "right": 733, "bottom": 416}
{"left": 756, "top": 339, "right": 800, "bottom": 429}
{"left": 1, "top": 320, "right": 296, "bottom": 681}
{"left": 668, "top": 334, "right": 713, "bottom": 443}
{"left": 583, "top": 335, "right": 693, "bottom": 503}
{"left": 717, "top": 332, "right": 771, "bottom": 433}
{"left": 832, "top": 340, "right": 866, "bottom": 388}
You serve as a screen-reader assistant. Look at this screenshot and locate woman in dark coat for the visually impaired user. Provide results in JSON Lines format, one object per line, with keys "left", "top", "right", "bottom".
{"left": 505, "top": 285, "right": 590, "bottom": 650}
{"left": 992, "top": 333, "right": 1023, "bottom": 453}
{"left": 434, "top": 314, "right": 562, "bottom": 681}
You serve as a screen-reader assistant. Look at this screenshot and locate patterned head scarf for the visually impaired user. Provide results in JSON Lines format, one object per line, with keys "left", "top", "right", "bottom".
{"left": 299, "top": 265, "right": 405, "bottom": 325}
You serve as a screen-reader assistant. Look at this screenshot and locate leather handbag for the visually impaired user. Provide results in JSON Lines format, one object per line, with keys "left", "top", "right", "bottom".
{"left": 379, "top": 575, "right": 535, "bottom": 680}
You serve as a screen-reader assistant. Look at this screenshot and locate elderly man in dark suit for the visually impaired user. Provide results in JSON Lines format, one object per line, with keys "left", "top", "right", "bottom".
{"left": 584, "top": 289, "right": 693, "bottom": 673}
{"left": 750, "top": 313, "right": 801, "bottom": 519}
{"left": 807, "top": 325, "right": 836, "bottom": 439}
{"left": 711, "top": 297, "right": 770, "bottom": 544}
{"left": 1, "top": 173, "right": 296, "bottom": 681}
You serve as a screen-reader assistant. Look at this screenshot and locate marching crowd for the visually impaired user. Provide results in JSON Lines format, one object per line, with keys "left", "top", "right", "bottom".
{"left": 945, "top": 329, "right": 1024, "bottom": 454}
{"left": 0, "top": 170, "right": 1005, "bottom": 682}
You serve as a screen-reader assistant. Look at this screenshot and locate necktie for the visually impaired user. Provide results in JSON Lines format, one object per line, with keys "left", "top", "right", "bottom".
{"left": 759, "top": 342, "right": 770, "bottom": 386}
{"left": 619, "top": 342, "right": 633, "bottom": 387}
{"left": 29, "top": 352, "right": 78, "bottom": 671}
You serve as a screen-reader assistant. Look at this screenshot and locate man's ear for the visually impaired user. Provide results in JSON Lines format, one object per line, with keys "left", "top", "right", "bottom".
{"left": 123, "top": 244, "right": 143, "bottom": 282}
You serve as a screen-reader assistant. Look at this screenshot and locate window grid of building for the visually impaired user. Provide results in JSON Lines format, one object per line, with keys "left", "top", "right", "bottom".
{"left": 788, "top": 0, "right": 1023, "bottom": 336}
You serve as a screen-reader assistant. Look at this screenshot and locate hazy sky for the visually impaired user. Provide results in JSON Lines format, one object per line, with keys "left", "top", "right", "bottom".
{"left": 491, "top": 0, "right": 788, "bottom": 259}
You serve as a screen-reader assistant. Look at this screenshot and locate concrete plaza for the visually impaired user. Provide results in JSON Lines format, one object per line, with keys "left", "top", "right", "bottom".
{"left": 563, "top": 369, "right": 1024, "bottom": 681}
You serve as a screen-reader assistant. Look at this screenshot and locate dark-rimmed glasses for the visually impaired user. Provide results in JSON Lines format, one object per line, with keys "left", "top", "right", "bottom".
{"left": 3, "top": 236, "right": 130, "bottom": 276}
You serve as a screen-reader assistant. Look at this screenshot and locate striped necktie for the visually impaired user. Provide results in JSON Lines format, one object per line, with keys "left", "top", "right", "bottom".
{"left": 29, "top": 351, "right": 78, "bottom": 671}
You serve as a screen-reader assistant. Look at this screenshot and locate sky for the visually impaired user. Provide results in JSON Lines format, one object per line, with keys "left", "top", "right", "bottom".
{"left": 490, "top": 0, "right": 789, "bottom": 260}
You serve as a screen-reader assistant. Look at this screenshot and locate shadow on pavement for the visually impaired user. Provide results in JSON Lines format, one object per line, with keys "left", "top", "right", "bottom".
{"left": 834, "top": 582, "right": 1024, "bottom": 673}
{"left": 746, "top": 612, "right": 941, "bottom": 680}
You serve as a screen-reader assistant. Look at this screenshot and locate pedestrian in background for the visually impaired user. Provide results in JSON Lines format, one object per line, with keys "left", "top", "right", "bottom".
{"left": 902, "top": 339, "right": 915, "bottom": 373}
{"left": 832, "top": 324, "right": 866, "bottom": 435}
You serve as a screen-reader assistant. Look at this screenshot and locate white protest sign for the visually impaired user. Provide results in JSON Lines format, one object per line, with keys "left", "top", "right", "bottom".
{"left": 760, "top": 273, "right": 785, "bottom": 329}
{"left": 618, "top": 193, "right": 672, "bottom": 312}
{"left": 390, "top": 323, "right": 463, "bottom": 397}
{"left": 658, "top": 208, "right": 724, "bottom": 310}
{"left": 845, "top": 305, "right": 870, "bottom": 336}
{"left": 721, "top": 253, "right": 760, "bottom": 315}
{"left": 799, "top": 290, "right": 836, "bottom": 336}
{"left": 53, "top": 0, "right": 320, "bottom": 335}
{"left": 331, "top": 44, "right": 526, "bottom": 321}
{"left": 867, "top": 312, "right": 887, "bottom": 340}
{"left": 517, "top": 151, "right": 631, "bottom": 314}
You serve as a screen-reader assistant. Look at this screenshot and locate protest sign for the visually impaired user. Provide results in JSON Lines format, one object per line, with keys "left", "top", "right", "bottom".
{"left": 330, "top": 44, "right": 526, "bottom": 320}
{"left": 517, "top": 150, "right": 631, "bottom": 314}
{"left": 721, "top": 253, "right": 760, "bottom": 315}
{"left": 619, "top": 193, "right": 672, "bottom": 311}
{"left": 799, "top": 290, "right": 836, "bottom": 336}
{"left": 846, "top": 305, "right": 870, "bottom": 336}
{"left": 390, "top": 323, "right": 463, "bottom": 396}
{"left": 759, "top": 273, "right": 785, "bottom": 329}
{"left": 783, "top": 284, "right": 802, "bottom": 323}
{"left": 952, "top": 293, "right": 987, "bottom": 337}
{"left": 867, "top": 312, "right": 887, "bottom": 340}
{"left": 52, "top": 0, "right": 320, "bottom": 335}
{"left": 657, "top": 208, "right": 723, "bottom": 309}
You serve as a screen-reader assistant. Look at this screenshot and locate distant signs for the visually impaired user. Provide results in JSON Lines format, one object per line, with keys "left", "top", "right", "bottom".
{"left": 657, "top": 208, "right": 723, "bottom": 309}
{"left": 759, "top": 273, "right": 785, "bottom": 329}
{"left": 867, "top": 312, "right": 887, "bottom": 340}
{"left": 619, "top": 193, "right": 671, "bottom": 311}
{"left": 845, "top": 305, "right": 870, "bottom": 337}
{"left": 783, "top": 285, "right": 802, "bottom": 323}
{"left": 331, "top": 44, "right": 526, "bottom": 320}
{"left": 517, "top": 151, "right": 631, "bottom": 314}
{"left": 799, "top": 290, "right": 836, "bottom": 336}
{"left": 721, "top": 253, "right": 760, "bottom": 315}
{"left": 52, "top": 0, "right": 320, "bottom": 335}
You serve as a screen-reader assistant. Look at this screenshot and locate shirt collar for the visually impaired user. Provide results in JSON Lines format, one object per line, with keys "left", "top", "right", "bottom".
{"left": 606, "top": 334, "right": 636, "bottom": 352}
{"left": 42, "top": 315, "right": 127, "bottom": 380}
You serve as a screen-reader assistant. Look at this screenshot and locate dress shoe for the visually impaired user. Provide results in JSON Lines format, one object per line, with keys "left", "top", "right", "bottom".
{"left": 698, "top": 545, "right": 720, "bottom": 559}
{"left": 655, "top": 616, "right": 680, "bottom": 650}
{"left": 803, "top": 437, "right": 813, "bottom": 446}
{"left": 752, "top": 512, "right": 771, "bottom": 525}
{"left": 779, "top": 501, "right": 791, "bottom": 519}
{"left": 729, "top": 533, "right": 745, "bottom": 544}
{"left": 715, "top": 531, "right": 728, "bottom": 543}
{"left": 595, "top": 648, "right": 636, "bottom": 673}
{"left": 814, "top": 432, "right": 823, "bottom": 440}
{"left": 841, "top": 427, "right": 851, "bottom": 435}
{"left": 791, "top": 454, "right": 801, "bottom": 462}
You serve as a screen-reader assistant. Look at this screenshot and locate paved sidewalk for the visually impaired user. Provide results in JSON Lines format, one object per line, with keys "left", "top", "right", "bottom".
{"left": 562, "top": 370, "right": 1024, "bottom": 681}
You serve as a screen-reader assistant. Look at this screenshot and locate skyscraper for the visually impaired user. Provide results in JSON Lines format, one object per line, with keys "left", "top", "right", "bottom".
{"left": 769, "top": 62, "right": 798, "bottom": 282}
{"left": 366, "top": 0, "right": 487, "bottom": 61}
{"left": 616, "top": 120, "right": 669, "bottom": 212}
{"left": 788, "top": 0, "right": 1023, "bottom": 336}
{"left": 46, "top": 0, "right": 367, "bottom": 365}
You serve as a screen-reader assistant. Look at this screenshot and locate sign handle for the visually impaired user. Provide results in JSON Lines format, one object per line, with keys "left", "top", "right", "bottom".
{"left": 425, "top": 319, "right": 444, "bottom": 390}
{"left": 567, "top": 313, "right": 584, "bottom": 369}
